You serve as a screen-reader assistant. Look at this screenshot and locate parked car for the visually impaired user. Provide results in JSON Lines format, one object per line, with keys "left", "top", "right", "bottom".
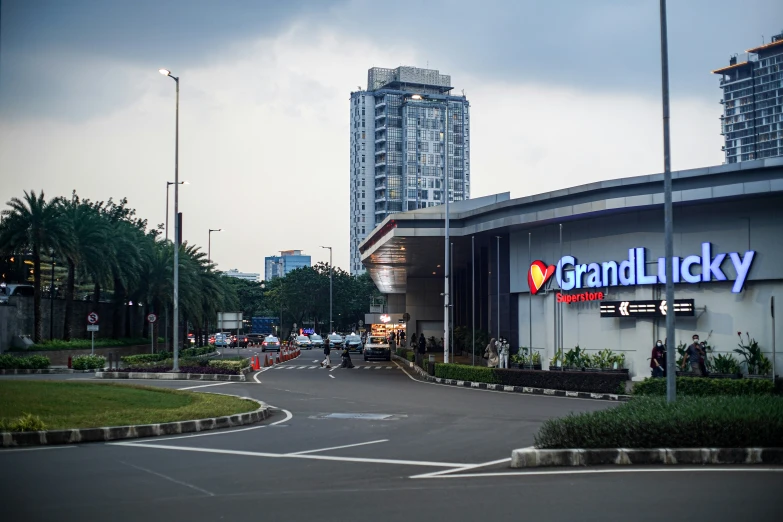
{"left": 328, "top": 333, "right": 344, "bottom": 349}
{"left": 344, "top": 333, "right": 363, "bottom": 353}
{"left": 261, "top": 335, "right": 281, "bottom": 352}
{"left": 309, "top": 334, "right": 324, "bottom": 348}
{"left": 0, "top": 284, "right": 35, "bottom": 305}
{"left": 214, "top": 333, "right": 231, "bottom": 348}
{"left": 295, "top": 335, "right": 312, "bottom": 349}
{"left": 364, "top": 335, "right": 391, "bottom": 361}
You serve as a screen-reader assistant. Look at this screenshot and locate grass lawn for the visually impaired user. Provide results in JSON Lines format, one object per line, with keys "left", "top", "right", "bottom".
{"left": 0, "top": 381, "right": 258, "bottom": 430}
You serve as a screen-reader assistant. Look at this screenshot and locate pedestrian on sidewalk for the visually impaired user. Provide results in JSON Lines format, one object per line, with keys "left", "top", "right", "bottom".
{"left": 320, "top": 337, "right": 332, "bottom": 368}
{"left": 498, "top": 338, "right": 510, "bottom": 369}
{"left": 416, "top": 332, "right": 427, "bottom": 367}
{"left": 340, "top": 346, "right": 354, "bottom": 368}
{"left": 485, "top": 338, "right": 499, "bottom": 368}
{"left": 410, "top": 332, "right": 417, "bottom": 349}
{"left": 681, "top": 334, "right": 704, "bottom": 376}
{"left": 650, "top": 340, "right": 666, "bottom": 378}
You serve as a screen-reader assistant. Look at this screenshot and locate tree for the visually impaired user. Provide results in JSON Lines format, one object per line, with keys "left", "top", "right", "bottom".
{"left": 0, "top": 191, "right": 70, "bottom": 342}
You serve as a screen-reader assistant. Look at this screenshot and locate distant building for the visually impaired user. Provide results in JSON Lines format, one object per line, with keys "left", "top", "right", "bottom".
{"left": 349, "top": 66, "right": 471, "bottom": 274}
{"left": 222, "top": 268, "right": 260, "bottom": 282}
{"left": 712, "top": 31, "right": 783, "bottom": 164}
{"left": 264, "top": 250, "right": 312, "bottom": 280}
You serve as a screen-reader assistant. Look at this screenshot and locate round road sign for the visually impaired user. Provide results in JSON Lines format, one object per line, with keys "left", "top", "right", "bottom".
{"left": 87, "top": 312, "right": 99, "bottom": 325}
{"left": 147, "top": 313, "right": 157, "bottom": 323}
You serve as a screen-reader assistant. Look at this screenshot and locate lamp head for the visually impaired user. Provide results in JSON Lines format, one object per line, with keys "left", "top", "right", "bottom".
{"left": 158, "top": 68, "right": 171, "bottom": 76}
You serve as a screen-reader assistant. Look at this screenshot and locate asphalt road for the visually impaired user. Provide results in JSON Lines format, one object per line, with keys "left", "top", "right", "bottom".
{"left": 1, "top": 356, "right": 781, "bottom": 522}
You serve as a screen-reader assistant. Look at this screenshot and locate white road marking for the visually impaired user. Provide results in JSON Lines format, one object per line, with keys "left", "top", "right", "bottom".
{"left": 120, "top": 460, "right": 215, "bottom": 496}
{"left": 329, "top": 375, "right": 335, "bottom": 379}
{"left": 413, "top": 467, "right": 783, "bottom": 479}
{"left": 113, "top": 442, "right": 469, "bottom": 468}
{"left": 391, "top": 362, "right": 614, "bottom": 403}
{"left": 308, "top": 366, "right": 318, "bottom": 369}
{"left": 0, "top": 446, "right": 78, "bottom": 454}
{"left": 329, "top": 367, "right": 337, "bottom": 372}
{"left": 253, "top": 371, "right": 262, "bottom": 384}
{"left": 410, "top": 457, "right": 512, "bottom": 479}
{"left": 177, "top": 382, "right": 233, "bottom": 390}
{"left": 287, "top": 439, "right": 389, "bottom": 455}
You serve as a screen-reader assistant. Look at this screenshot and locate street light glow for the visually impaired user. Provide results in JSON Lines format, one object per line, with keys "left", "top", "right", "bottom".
{"left": 411, "top": 94, "right": 423, "bottom": 100}
{"left": 159, "top": 68, "right": 171, "bottom": 76}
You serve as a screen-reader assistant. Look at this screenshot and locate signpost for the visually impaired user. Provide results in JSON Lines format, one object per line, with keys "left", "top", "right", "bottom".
{"left": 148, "top": 313, "right": 157, "bottom": 353}
{"left": 87, "top": 312, "right": 99, "bottom": 354}
{"left": 600, "top": 299, "right": 695, "bottom": 318}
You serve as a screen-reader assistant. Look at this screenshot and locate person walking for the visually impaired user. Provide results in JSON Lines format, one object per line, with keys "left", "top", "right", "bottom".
{"left": 498, "top": 338, "right": 510, "bottom": 369}
{"left": 650, "top": 340, "right": 666, "bottom": 378}
{"left": 410, "top": 332, "right": 417, "bottom": 349}
{"left": 340, "top": 346, "right": 354, "bottom": 368}
{"left": 416, "top": 332, "right": 426, "bottom": 367}
{"left": 320, "top": 337, "right": 332, "bottom": 368}
{"left": 698, "top": 341, "right": 710, "bottom": 377}
{"left": 681, "top": 334, "right": 704, "bottom": 376}
{"left": 485, "top": 338, "right": 499, "bottom": 368}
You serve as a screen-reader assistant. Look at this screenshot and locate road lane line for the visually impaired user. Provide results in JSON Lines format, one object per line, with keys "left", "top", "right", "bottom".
{"left": 410, "top": 457, "right": 512, "bottom": 479}
{"left": 178, "top": 382, "right": 233, "bottom": 390}
{"left": 413, "top": 467, "right": 783, "bottom": 479}
{"left": 329, "top": 375, "right": 335, "bottom": 379}
{"left": 287, "top": 439, "right": 389, "bottom": 455}
{"left": 253, "top": 371, "right": 262, "bottom": 384}
{"left": 0, "top": 446, "right": 78, "bottom": 454}
{"left": 119, "top": 460, "right": 215, "bottom": 496}
{"left": 113, "top": 442, "right": 469, "bottom": 468}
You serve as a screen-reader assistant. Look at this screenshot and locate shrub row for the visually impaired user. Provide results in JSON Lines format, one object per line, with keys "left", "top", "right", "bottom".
{"left": 72, "top": 354, "right": 106, "bottom": 370}
{"left": 26, "top": 337, "right": 156, "bottom": 351}
{"left": 180, "top": 346, "right": 215, "bottom": 358}
{"left": 433, "top": 363, "right": 627, "bottom": 394}
{"left": 115, "top": 365, "right": 243, "bottom": 375}
{"left": 207, "top": 359, "right": 249, "bottom": 372}
{"left": 534, "top": 396, "right": 783, "bottom": 448}
{"left": 121, "top": 352, "right": 171, "bottom": 365}
{"left": 633, "top": 376, "right": 775, "bottom": 396}
{"left": 0, "top": 413, "right": 48, "bottom": 433}
{"left": 0, "top": 354, "right": 50, "bottom": 370}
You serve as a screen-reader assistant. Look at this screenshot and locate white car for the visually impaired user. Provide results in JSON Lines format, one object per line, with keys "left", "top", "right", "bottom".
{"left": 295, "top": 335, "right": 312, "bottom": 349}
{"left": 261, "top": 336, "right": 281, "bottom": 352}
{"left": 309, "top": 334, "right": 324, "bottom": 348}
{"left": 328, "top": 333, "right": 344, "bottom": 349}
{"left": 344, "top": 333, "right": 363, "bottom": 353}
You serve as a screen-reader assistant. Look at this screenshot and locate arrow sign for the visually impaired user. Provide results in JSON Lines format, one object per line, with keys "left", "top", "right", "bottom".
{"left": 601, "top": 299, "right": 695, "bottom": 318}
{"left": 659, "top": 300, "right": 667, "bottom": 315}
{"left": 87, "top": 312, "right": 99, "bottom": 325}
{"left": 619, "top": 302, "right": 630, "bottom": 316}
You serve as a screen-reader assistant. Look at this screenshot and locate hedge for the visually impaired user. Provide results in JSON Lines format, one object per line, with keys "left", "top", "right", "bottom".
{"left": 534, "top": 396, "right": 783, "bottom": 448}
{"left": 433, "top": 363, "right": 627, "bottom": 394}
{"left": 180, "top": 346, "right": 215, "bottom": 358}
{"left": 0, "top": 354, "right": 50, "bottom": 370}
{"left": 633, "top": 376, "right": 774, "bottom": 397}
{"left": 207, "top": 359, "right": 249, "bottom": 372}
{"left": 72, "top": 354, "right": 106, "bottom": 370}
{"left": 24, "top": 337, "right": 156, "bottom": 351}
{"left": 121, "top": 352, "right": 171, "bottom": 365}
{"left": 115, "top": 365, "right": 243, "bottom": 375}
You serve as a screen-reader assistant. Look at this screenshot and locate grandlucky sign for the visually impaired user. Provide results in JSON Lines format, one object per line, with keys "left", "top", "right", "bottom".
{"left": 536, "top": 242, "right": 757, "bottom": 294}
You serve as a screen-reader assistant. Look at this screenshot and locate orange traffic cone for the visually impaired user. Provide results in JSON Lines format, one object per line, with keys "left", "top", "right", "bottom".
{"left": 254, "top": 356, "right": 260, "bottom": 370}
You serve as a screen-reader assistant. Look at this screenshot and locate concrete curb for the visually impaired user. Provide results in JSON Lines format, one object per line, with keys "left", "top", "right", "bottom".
{"left": 0, "top": 368, "right": 96, "bottom": 375}
{"left": 510, "top": 447, "right": 783, "bottom": 467}
{"left": 0, "top": 395, "right": 270, "bottom": 447}
{"left": 392, "top": 355, "right": 630, "bottom": 402}
{"left": 95, "top": 370, "right": 248, "bottom": 382}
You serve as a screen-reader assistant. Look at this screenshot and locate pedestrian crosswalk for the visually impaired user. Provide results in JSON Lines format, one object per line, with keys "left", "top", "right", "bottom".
{"left": 267, "top": 364, "right": 398, "bottom": 370}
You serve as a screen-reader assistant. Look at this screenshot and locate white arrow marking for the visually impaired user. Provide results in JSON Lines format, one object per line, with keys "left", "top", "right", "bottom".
{"left": 619, "top": 302, "right": 630, "bottom": 316}
{"left": 660, "top": 300, "right": 667, "bottom": 315}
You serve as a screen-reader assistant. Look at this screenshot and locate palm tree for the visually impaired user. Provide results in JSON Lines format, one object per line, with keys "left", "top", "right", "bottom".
{"left": 0, "top": 191, "right": 69, "bottom": 342}
{"left": 59, "top": 194, "right": 110, "bottom": 340}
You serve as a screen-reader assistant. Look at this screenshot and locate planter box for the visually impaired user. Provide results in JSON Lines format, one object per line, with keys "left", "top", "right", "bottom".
{"left": 517, "top": 363, "right": 542, "bottom": 370}
{"left": 745, "top": 374, "right": 772, "bottom": 379}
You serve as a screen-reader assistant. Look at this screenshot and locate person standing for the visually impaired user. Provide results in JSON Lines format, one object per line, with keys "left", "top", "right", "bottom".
{"left": 485, "top": 338, "right": 499, "bottom": 368}
{"left": 340, "top": 346, "right": 354, "bottom": 368}
{"left": 650, "top": 340, "right": 666, "bottom": 378}
{"left": 418, "top": 334, "right": 427, "bottom": 357}
{"left": 410, "top": 332, "right": 417, "bottom": 349}
{"left": 416, "top": 332, "right": 426, "bottom": 367}
{"left": 320, "top": 337, "right": 332, "bottom": 368}
{"left": 498, "top": 338, "right": 510, "bottom": 369}
{"left": 699, "top": 341, "right": 710, "bottom": 377}
{"left": 681, "top": 334, "right": 704, "bottom": 376}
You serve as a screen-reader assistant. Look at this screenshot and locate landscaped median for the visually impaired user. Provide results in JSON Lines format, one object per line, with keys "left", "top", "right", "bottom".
{"left": 0, "top": 381, "right": 268, "bottom": 447}
{"left": 511, "top": 394, "right": 783, "bottom": 467}
{"left": 97, "top": 351, "right": 252, "bottom": 381}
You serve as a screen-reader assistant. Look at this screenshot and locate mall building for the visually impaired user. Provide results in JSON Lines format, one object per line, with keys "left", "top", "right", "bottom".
{"left": 359, "top": 158, "right": 783, "bottom": 379}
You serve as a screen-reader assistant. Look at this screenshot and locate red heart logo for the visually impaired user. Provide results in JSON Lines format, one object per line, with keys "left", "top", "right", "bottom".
{"left": 528, "top": 260, "right": 555, "bottom": 295}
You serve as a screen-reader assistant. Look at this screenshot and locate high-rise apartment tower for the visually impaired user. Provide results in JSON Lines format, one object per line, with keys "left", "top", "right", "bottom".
{"left": 713, "top": 31, "right": 783, "bottom": 164}
{"left": 349, "top": 66, "right": 471, "bottom": 274}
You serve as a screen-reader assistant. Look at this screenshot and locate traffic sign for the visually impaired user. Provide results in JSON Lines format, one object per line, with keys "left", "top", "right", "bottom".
{"left": 147, "top": 313, "right": 157, "bottom": 323}
{"left": 87, "top": 312, "right": 99, "bottom": 324}
{"left": 87, "top": 324, "right": 99, "bottom": 332}
{"left": 402, "top": 313, "right": 411, "bottom": 322}
{"left": 600, "top": 299, "right": 695, "bottom": 318}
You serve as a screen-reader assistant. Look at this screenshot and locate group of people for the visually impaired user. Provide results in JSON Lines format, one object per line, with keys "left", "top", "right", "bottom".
{"left": 484, "top": 338, "right": 511, "bottom": 369}
{"left": 650, "top": 333, "right": 709, "bottom": 377}
{"left": 318, "top": 337, "right": 356, "bottom": 369}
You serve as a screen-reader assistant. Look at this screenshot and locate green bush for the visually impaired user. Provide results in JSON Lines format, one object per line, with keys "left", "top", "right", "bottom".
{"left": 121, "top": 352, "right": 171, "bottom": 365}
{"left": 0, "top": 354, "right": 51, "bottom": 370}
{"left": 633, "top": 376, "right": 774, "bottom": 397}
{"left": 434, "top": 363, "right": 501, "bottom": 384}
{"left": 0, "top": 413, "right": 48, "bottom": 433}
{"left": 72, "top": 354, "right": 106, "bottom": 370}
{"left": 180, "top": 346, "right": 214, "bottom": 358}
{"left": 25, "top": 338, "right": 154, "bottom": 351}
{"left": 207, "top": 359, "right": 249, "bottom": 373}
{"left": 534, "top": 396, "right": 783, "bottom": 448}
{"left": 405, "top": 352, "right": 415, "bottom": 362}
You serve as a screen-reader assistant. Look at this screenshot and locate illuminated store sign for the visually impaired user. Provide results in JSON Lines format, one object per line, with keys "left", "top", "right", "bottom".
{"left": 600, "top": 299, "right": 695, "bottom": 318}
{"left": 556, "top": 291, "right": 605, "bottom": 304}
{"left": 536, "top": 243, "right": 755, "bottom": 294}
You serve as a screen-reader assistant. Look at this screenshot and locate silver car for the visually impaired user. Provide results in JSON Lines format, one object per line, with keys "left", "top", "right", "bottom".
{"left": 328, "top": 333, "right": 344, "bottom": 349}
{"left": 295, "top": 335, "right": 312, "bottom": 349}
{"left": 309, "top": 334, "right": 324, "bottom": 348}
{"left": 344, "top": 333, "right": 363, "bottom": 353}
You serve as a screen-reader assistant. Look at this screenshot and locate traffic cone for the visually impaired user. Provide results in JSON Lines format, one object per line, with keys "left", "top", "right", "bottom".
{"left": 254, "top": 356, "right": 260, "bottom": 370}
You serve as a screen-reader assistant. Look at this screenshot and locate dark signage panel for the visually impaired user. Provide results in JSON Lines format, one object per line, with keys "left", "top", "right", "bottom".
{"left": 600, "top": 299, "right": 695, "bottom": 318}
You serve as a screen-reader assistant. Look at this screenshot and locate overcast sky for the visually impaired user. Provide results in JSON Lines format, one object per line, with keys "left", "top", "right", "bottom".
{"left": 1, "top": 0, "right": 780, "bottom": 273}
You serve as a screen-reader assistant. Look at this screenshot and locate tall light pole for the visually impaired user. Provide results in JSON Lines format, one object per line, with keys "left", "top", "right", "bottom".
{"left": 320, "top": 246, "right": 333, "bottom": 333}
{"left": 165, "top": 181, "right": 188, "bottom": 242}
{"left": 659, "top": 1, "right": 677, "bottom": 403}
{"left": 208, "top": 228, "right": 222, "bottom": 264}
{"left": 160, "top": 67, "right": 181, "bottom": 372}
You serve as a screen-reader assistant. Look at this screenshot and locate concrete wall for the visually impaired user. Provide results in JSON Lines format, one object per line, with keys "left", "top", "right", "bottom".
{"left": 511, "top": 196, "right": 783, "bottom": 379}
{"left": 403, "top": 277, "right": 445, "bottom": 341}
{"left": 0, "top": 297, "right": 146, "bottom": 352}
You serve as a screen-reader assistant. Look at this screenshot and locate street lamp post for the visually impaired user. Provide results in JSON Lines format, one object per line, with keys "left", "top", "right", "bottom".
{"left": 165, "top": 181, "right": 187, "bottom": 242}
{"left": 208, "top": 229, "right": 222, "bottom": 264}
{"left": 320, "top": 246, "right": 333, "bottom": 333}
{"left": 160, "top": 67, "right": 181, "bottom": 372}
